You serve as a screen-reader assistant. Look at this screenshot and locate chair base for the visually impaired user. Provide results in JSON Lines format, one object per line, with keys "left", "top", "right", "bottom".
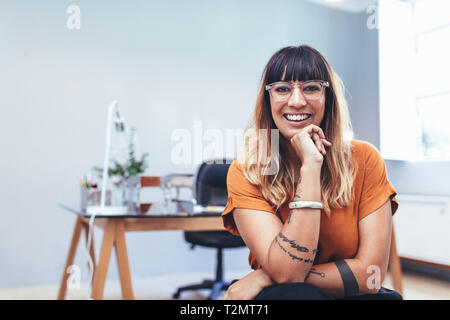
{"left": 172, "top": 279, "right": 232, "bottom": 300}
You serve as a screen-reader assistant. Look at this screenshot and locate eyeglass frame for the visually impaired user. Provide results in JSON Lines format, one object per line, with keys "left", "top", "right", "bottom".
{"left": 265, "top": 80, "right": 330, "bottom": 101}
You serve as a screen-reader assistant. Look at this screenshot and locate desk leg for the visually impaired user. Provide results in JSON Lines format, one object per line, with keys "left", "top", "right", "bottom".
{"left": 57, "top": 216, "right": 83, "bottom": 300}
{"left": 91, "top": 219, "right": 116, "bottom": 300}
{"left": 83, "top": 222, "right": 96, "bottom": 287}
{"left": 115, "top": 221, "right": 134, "bottom": 300}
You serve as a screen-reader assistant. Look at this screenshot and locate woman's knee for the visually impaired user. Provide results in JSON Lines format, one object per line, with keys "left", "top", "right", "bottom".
{"left": 254, "top": 282, "right": 333, "bottom": 300}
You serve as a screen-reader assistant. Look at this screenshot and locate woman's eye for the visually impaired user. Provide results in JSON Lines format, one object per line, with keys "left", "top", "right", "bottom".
{"left": 275, "top": 85, "right": 291, "bottom": 93}
{"left": 304, "top": 85, "right": 320, "bottom": 92}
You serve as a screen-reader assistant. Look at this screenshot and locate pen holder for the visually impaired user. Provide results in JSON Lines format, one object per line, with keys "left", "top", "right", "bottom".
{"left": 80, "top": 186, "right": 112, "bottom": 212}
{"left": 124, "top": 175, "right": 141, "bottom": 212}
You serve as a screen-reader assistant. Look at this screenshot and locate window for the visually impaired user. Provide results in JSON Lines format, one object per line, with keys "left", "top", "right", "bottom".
{"left": 379, "top": 0, "right": 450, "bottom": 161}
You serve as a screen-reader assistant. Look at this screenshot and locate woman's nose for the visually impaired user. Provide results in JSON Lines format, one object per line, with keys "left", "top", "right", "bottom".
{"left": 288, "top": 87, "right": 307, "bottom": 107}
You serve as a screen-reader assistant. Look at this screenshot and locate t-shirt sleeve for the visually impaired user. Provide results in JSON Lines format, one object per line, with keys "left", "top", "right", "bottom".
{"left": 221, "top": 160, "right": 277, "bottom": 236}
{"left": 358, "top": 142, "right": 399, "bottom": 221}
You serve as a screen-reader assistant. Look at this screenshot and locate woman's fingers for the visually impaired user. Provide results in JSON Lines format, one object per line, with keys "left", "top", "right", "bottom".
{"left": 307, "top": 125, "right": 332, "bottom": 150}
{"left": 311, "top": 133, "right": 326, "bottom": 155}
{"left": 290, "top": 124, "right": 332, "bottom": 163}
{"left": 308, "top": 124, "right": 326, "bottom": 140}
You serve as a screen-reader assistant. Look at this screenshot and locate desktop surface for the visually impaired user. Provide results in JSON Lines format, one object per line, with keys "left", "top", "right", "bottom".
{"left": 59, "top": 200, "right": 223, "bottom": 218}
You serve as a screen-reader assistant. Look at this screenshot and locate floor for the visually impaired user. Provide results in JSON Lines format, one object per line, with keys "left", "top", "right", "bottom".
{"left": 0, "top": 269, "right": 449, "bottom": 300}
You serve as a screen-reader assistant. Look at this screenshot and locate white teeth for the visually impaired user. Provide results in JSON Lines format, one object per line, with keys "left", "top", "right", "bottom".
{"left": 285, "top": 114, "right": 310, "bottom": 121}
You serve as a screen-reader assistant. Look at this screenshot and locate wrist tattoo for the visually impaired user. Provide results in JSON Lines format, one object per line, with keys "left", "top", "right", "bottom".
{"left": 335, "top": 260, "right": 359, "bottom": 297}
{"left": 305, "top": 268, "right": 326, "bottom": 281}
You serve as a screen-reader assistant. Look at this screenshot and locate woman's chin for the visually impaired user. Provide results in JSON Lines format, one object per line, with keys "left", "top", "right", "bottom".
{"left": 280, "top": 121, "right": 322, "bottom": 140}
{"left": 283, "top": 128, "right": 302, "bottom": 140}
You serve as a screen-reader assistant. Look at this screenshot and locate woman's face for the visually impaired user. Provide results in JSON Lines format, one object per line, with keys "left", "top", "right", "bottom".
{"left": 269, "top": 80, "right": 326, "bottom": 140}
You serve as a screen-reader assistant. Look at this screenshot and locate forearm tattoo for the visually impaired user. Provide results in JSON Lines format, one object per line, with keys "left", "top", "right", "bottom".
{"left": 335, "top": 260, "right": 359, "bottom": 297}
{"left": 279, "top": 232, "right": 309, "bottom": 252}
{"left": 287, "top": 193, "right": 302, "bottom": 225}
{"left": 274, "top": 233, "right": 318, "bottom": 264}
{"left": 278, "top": 232, "right": 319, "bottom": 254}
{"left": 287, "top": 212, "right": 293, "bottom": 224}
{"left": 274, "top": 237, "right": 314, "bottom": 264}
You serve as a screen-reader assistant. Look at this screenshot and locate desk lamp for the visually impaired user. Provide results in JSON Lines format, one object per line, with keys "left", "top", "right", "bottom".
{"left": 86, "top": 100, "right": 128, "bottom": 215}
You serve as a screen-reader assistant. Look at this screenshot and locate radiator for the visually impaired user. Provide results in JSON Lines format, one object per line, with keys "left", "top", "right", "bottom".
{"left": 394, "top": 194, "right": 450, "bottom": 266}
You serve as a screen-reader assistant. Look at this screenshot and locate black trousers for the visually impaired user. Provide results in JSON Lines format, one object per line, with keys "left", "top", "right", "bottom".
{"left": 251, "top": 282, "right": 402, "bottom": 300}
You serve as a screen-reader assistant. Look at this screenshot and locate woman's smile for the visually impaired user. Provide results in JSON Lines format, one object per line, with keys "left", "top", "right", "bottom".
{"left": 283, "top": 113, "right": 313, "bottom": 126}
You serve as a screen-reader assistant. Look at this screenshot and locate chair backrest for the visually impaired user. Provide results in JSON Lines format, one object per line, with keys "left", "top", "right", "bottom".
{"left": 140, "top": 176, "right": 161, "bottom": 187}
{"left": 139, "top": 176, "right": 162, "bottom": 213}
{"left": 194, "top": 160, "right": 233, "bottom": 206}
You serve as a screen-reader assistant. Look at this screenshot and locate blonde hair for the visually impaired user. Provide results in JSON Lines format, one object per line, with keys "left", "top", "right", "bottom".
{"left": 239, "top": 45, "right": 356, "bottom": 216}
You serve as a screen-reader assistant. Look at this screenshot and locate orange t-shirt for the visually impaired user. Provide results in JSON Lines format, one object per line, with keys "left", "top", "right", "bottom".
{"left": 221, "top": 140, "right": 399, "bottom": 270}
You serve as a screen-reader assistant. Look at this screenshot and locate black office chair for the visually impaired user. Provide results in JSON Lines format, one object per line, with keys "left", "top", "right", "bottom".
{"left": 172, "top": 160, "right": 246, "bottom": 300}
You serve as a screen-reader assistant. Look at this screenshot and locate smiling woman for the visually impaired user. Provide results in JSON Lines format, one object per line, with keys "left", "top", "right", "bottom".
{"left": 239, "top": 45, "right": 355, "bottom": 215}
{"left": 221, "top": 45, "right": 401, "bottom": 300}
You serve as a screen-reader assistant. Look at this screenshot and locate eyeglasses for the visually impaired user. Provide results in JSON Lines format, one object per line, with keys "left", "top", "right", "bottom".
{"left": 265, "top": 80, "right": 329, "bottom": 101}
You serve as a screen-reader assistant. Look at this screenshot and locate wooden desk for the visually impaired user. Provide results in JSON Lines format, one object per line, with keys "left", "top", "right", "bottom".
{"left": 57, "top": 203, "right": 225, "bottom": 300}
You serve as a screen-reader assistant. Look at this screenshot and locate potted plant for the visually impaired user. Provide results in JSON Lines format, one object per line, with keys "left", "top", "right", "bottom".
{"left": 94, "top": 128, "right": 148, "bottom": 209}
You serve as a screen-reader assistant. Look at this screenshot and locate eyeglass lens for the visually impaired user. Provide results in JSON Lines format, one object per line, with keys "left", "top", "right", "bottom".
{"left": 271, "top": 82, "right": 324, "bottom": 100}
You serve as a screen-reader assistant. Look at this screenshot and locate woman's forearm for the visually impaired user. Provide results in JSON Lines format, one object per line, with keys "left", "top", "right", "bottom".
{"left": 304, "top": 259, "right": 381, "bottom": 298}
{"left": 266, "top": 164, "right": 322, "bottom": 284}
{"left": 253, "top": 258, "right": 381, "bottom": 300}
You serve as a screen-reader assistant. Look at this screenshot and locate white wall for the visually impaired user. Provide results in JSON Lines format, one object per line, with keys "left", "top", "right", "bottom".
{"left": 0, "top": 0, "right": 373, "bottom": 287}
{"left": 343, "top": 7, "right": 450, "bottom": 198}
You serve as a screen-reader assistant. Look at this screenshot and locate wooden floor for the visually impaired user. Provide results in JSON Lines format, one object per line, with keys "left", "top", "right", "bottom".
{"left": 0, "top": 269, "right": 449, "bottom": 300}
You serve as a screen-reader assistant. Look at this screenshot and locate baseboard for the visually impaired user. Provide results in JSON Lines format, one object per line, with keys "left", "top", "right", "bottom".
{"left": 400, "top": 257, "right": 450, "bottom": 282}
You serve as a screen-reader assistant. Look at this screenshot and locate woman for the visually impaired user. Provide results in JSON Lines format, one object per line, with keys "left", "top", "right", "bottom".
{"left": 221, "top": 45, "right": 401, "bottom": 300}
